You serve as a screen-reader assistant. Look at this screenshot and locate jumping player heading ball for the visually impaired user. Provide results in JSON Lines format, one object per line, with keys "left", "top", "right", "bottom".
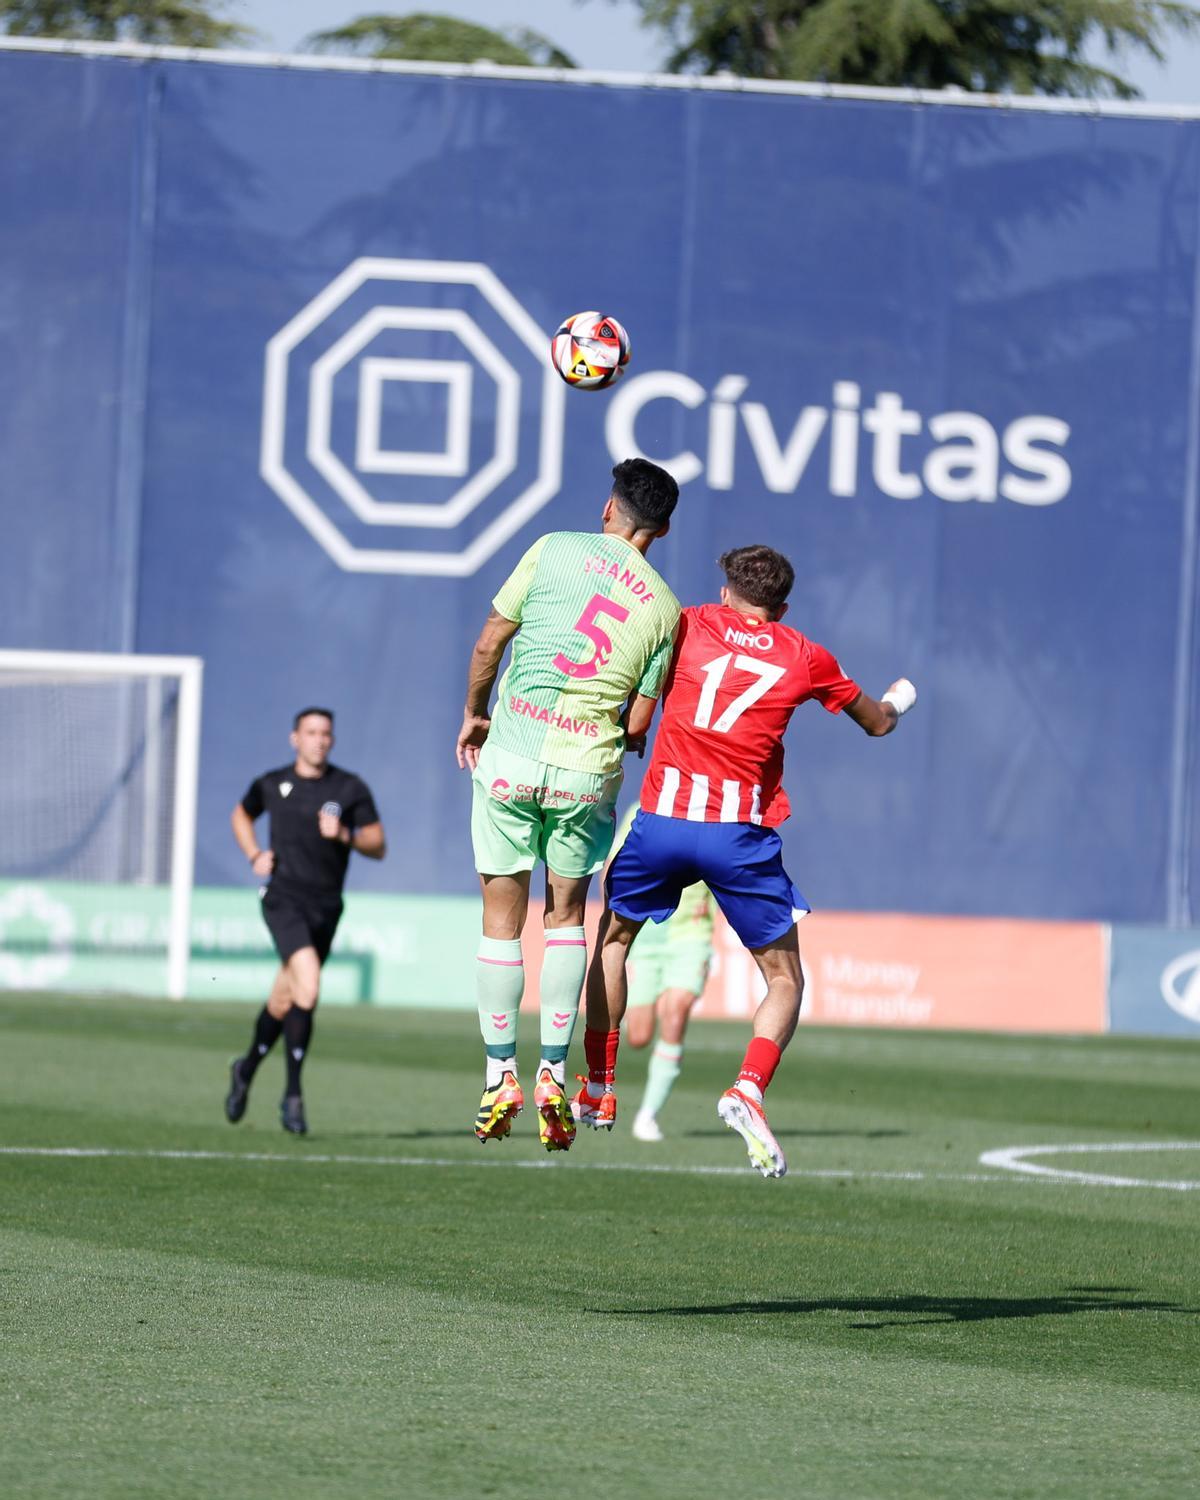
{"left": 456, "top": 458, "right": 681, "bottom": 1152}
{"left": 574, "top": 544, "right": 916, "bottom": 1177}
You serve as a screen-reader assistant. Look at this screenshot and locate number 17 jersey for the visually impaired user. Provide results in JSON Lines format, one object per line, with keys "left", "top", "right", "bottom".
{"left": 489, "top": 531, "right": 681, "bottom": 777}
{"left": 641, "top": 604, "right": 862, "bottom": 827}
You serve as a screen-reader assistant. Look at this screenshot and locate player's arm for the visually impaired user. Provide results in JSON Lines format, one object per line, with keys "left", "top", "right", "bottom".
{"left": 456, "top": 608, "right": 520, "bottom": 770}
{"left": 341, "top": 821, "right": 386, "bottom": 859}
{"left": 621, "top": 693, "right": 660, "bottom": 758}
{"left": 317, "top": 807, "right": 387, "bottom": 858}
{"left": 623, "top": 617, "right": 679, "bottom": 757}
{"left": 318, "top": 781, "right": 387, "bottom": 859}
{"left": 844, "top": 678, "right": 917, "bottom": 737}
{"left": 231, "top": 799, "right": 274, "bottom": 877}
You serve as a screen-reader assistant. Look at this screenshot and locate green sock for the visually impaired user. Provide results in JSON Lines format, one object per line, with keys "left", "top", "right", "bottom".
{"left": 477, "top": 937, "right": 523, "bottom": 1058}
{"left": 539, "top": 926, "right": 587, "bottom": 1066}
{"left": 639, "top": 1041, "right": 684, "bottom": 1119}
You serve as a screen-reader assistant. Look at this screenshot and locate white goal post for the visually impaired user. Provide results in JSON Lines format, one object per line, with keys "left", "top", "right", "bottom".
{"left": 0, "top": 650, "right": 203, "bottom": 999}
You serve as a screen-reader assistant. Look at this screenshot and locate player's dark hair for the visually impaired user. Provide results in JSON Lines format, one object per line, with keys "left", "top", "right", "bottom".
{"left": 293, "top": 706, "right": 334, "bottom": 730}
{"left": 610, "top": 457, "right": 679, "bottom": 531}
{"left": 719, "top": 546, "right": 795, "bottom": 615}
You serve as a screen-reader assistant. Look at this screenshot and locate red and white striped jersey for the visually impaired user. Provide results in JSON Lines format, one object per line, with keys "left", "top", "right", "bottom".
{"left": 639, "top": 603, "right": 861, "bottom": 827}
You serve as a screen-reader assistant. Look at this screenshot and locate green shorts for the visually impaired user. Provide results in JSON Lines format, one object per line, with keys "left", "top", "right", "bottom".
{"left": 627, "top": 937, "right": 713, "bottom": 1008}
{"left": 471, "top": 742, "right": 622, "bottom": 878}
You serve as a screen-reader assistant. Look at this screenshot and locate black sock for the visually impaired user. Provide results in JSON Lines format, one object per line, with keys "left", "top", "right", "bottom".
{"left": 241, "top": 1007, "right": 283, "bottom": 1080}
{"left": 283, "top": 1007, "right": 314, "bottom": 1098}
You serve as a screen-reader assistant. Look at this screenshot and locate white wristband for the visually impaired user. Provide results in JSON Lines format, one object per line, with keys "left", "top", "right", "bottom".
{"left": 882, "top": 678, "right": 917, "bottom": 716}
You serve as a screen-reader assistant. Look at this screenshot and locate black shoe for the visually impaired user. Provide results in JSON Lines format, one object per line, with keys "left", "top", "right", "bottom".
{"left": 225, "top": 1059, "right": 250, "bottom": 1124}
{"left": 280, "top": 1095, "right": 307, "bottom": 1135}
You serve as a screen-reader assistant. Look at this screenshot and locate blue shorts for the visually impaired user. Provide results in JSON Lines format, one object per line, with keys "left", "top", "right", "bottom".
{"left": 606, "top": 811, "right": 810, "bottom": 950}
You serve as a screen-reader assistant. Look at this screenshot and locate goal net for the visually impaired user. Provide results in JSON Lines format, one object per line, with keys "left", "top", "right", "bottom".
{"left": 0, "top": 651, "right": 203, "bottom": 999}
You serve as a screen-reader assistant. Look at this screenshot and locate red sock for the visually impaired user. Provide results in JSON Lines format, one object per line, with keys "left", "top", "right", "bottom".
{"left": 737, "top": 1037, "right": 782, "bottom": 1095}
{"left": 584, "top": 1026, "right": 620, "bottom": 1088}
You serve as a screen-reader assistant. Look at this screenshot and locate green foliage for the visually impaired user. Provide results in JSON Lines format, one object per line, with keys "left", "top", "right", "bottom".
{"left": 305, "top": 11, "right": 576, "bottom": 68}
{"left": 617, "top": 0, "right": 1200, "bottom": 95}
{"left": 0, "top": 0, "right": 250, "bottom": 46}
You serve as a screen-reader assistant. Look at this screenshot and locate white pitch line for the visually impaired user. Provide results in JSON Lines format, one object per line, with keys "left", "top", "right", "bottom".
{"left": 0, "top": 1144, "right": 1016, "bottom": 1184}
{"left": 979, "top": 1142, "right": 1200, "bottom": 1192}
{"left": 4, "top": 1144, "right": 1197, "bottom": 1189}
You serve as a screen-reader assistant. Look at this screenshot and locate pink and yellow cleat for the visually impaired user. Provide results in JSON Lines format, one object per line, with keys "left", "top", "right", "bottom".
{"left": 533, "top": 1067, "right": 576, "bottom": 1152}
{"left": 474, "top": 1070, "right": 524, "bottom": 1143}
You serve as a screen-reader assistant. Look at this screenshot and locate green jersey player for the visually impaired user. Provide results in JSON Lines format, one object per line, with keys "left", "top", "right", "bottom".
{"left": 609, "top": 802, "right": 715, "bottom": 1142}
{"left": 455, "top": 458, "right": 681, "bottom": 1151}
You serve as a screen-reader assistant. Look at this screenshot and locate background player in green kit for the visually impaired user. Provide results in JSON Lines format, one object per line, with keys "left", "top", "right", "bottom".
{"left": 455, "top": 458, "right": 680, "bottom": 1151}
{"left": 609, "top": 802, "right": 716, "bottom": 1142}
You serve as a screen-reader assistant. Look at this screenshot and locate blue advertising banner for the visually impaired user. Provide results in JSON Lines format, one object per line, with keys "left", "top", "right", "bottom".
{"left": 4, "top": 45, "right": 1199, "bottom": 922}
{"left": 0, "top": 53, "right": 146, "bottom": 652}
{"left": 1108, "top": 925, "right": 1200, "bottom": 1038}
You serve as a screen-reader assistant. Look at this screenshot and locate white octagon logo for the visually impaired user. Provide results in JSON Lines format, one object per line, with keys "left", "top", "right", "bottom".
{"left": 261, "top": 258, "right": 565, "bottom": 577}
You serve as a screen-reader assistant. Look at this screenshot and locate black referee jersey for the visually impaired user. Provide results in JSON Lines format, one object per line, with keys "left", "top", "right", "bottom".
{"left": 240, "top": 764, "right": 380, "bottom": 900}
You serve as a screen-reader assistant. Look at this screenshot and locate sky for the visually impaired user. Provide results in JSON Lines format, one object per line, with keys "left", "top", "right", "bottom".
{"left": 226, "top": 0, "right": 1200, "bottom": 107}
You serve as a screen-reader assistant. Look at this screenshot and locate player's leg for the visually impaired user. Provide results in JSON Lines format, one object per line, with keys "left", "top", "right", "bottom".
{"left": 539, "top": 868, "right": 589, "bottom": 1078}
{"left": 716, "top": 931, "right": 802, "bottom": 1179}
{"left": 578, "top": 812, "right": 692, "bottom": 1127}
{"left": 531, "top": 868, "right": 591, "bottom": 1149}
{"left": 701, "top": 824, "right": 808, "bottom": 1178}
{"left": 535, "top": 768, "right": 624, "bottom": 1140}
{"left": 225, "top": 964, "right": 291, "bottom": 1121}
{"left": 469, "top": 746, "right": 541, "bottom": 1141}
{"left": 584, "top": 907, "right": 642, "bottom": 1032}
{"left": 623, "top": 943, "right": 662, "bottom": 1050}
{"left": 265, "top": 966, "right": 293, "bottom": 1020}
{"left": 620, "top": 934, "right": 669, "bottom": 1140}
{"left": 473, "top": 872, "right": 530, "bottom": 1141}
{"left": 633, "top": 982, "right": 703, "bottom": 1142}
{"left": 533, "top": 765, "right": 621, "bottom": 1148}
{"left": 573, "top": 906, "right": 643, "bottom": 1128}
{"left": 624, "top": 1004, "right": 656, "bottom": 1050}
{"left": 279, "top": 942, "right": 322, "bottom": 1135}
{"left": 226, "top": 888, "right": 308, "bottom": 1124}
{"left": 274, "top": 896, "right": 343, "bottom": 1136}
{"left": 744, "top": 929, "right": 803, "bottom": 1055}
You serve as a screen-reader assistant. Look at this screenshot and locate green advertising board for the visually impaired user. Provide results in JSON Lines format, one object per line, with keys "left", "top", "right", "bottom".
{"left": 0, "top": 880, "right": 479, "bottom": 1007}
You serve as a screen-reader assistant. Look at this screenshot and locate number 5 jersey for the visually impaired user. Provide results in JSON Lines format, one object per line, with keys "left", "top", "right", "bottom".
{"left": 489, "top": 531, "right": 681, "bottom": 776}
{"left": 641, "top": 604, "right": 862, "bottom": 828}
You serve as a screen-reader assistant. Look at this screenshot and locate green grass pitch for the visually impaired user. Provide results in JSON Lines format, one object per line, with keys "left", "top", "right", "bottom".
{"left": 1, "top": 993, "right": 1198, "bottom": 1499}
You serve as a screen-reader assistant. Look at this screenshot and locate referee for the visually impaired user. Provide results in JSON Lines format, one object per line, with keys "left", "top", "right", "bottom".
{"left": 225, "top": 707, "right": 386, "bottom": 1134}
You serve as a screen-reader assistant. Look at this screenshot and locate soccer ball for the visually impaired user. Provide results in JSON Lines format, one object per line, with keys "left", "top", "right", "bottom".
{"left": 550, "top": 312, "right": 631, "bottom": 390}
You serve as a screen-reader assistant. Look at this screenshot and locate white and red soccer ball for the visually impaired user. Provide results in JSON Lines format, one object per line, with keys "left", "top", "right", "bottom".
{"left": 550, "top": 311, "right": 631, "bottom": 390}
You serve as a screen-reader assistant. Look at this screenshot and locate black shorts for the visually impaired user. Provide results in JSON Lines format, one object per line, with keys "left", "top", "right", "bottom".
{"left": 260, "top": 885, "right": 344, "bottom": 965}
